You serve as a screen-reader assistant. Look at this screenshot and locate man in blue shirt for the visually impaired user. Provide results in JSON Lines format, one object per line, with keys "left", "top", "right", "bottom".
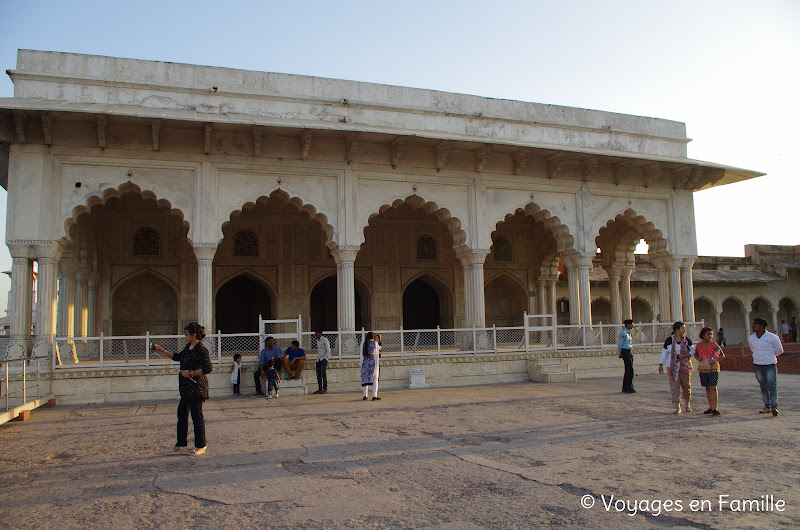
{"left": 253, "top": 336, "right": 283, "bottom": 396}
{"left": 282, "top": 340, "right": 306, "bottom": 380}
{"left": 617, "top": 319, "right": 635, "bottom": 393}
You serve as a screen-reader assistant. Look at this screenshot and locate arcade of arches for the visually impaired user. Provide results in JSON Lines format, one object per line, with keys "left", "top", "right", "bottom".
{"left": 34, "top": 192, "right": 800, "bottom": 349}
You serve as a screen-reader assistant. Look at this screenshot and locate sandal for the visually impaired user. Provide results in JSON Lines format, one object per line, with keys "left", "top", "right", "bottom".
{"left": 190, "top": 446, "right": 206, "bottom": 456}
{"left": 372, "top": 396, "right": 381, "bottom": 400}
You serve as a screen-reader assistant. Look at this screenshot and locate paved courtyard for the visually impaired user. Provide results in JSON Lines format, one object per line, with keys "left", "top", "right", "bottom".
{"left": 0, "top": 371, "right": 798, "bottom": 529}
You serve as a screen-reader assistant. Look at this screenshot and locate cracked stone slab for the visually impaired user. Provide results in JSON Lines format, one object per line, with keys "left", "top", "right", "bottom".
{"left": 154, "top": 464, "right": 354, "bottom": 504}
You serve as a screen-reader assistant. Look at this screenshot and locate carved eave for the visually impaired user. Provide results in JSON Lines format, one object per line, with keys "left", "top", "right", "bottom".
{"left": 345, "top": 133, "right": 358, "bottom": 164}
{"left": 151, "top": 119, "right": 161, "bottom": 152}
{"left": 474, "top": 145, "right": 492, "bottom": 172}
{"left": 580, "top": 157, "right": 598, "bottom": 182}
{"left": 434, "top": 141, "right": 452, "bottom": 170}
{"left": 253, "top": 126, "right": 263, "bottom": 156}
{"left": 40, "top": 113, "right": 53, "bottom": 147}
{"left": 204, "top": 123, "right": 213, "bottom": 155}
{"left": 390, "top": 137, "right": 405, "bottom": 168}
{"left": 612, "top": 161, "right": 629, "bottom": 186}
{"left": 299, "top": 130, "right": 312, "bottom": 160}
{"left": 546, "top": 154, "right": 565, "bottom": 180}
{"left": 96, "top": 115, "right": 107, "bottom": 150}
{"left": 512, "top": 150, "right": 530, "bottom": 175}
{"left": 697, "top": 168, "right": 726, "bottom": 190}
{"left": 13, "top": 110, "right": 27, "bottom": 143}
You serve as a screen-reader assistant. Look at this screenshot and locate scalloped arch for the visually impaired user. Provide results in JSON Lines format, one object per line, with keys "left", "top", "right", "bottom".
{"left": 484, "top": 271, "right": 528, "bottom": 293}
{"left": 494, "top": 202, "right": 574, "bottom": 253}
{"left": 364, "top": 194, "right": 467, "bottom": 252}
{"left": 596, "top": 208, "right": 668, "bottom": 259}
{"left": 65, "top": 182, "right": 188, "bottom": 243}
{"left": 110, "top": 268, "right": 179, "bottom": 299}
{"left": 224, "top": 188, "right": 336, "bottom": 249}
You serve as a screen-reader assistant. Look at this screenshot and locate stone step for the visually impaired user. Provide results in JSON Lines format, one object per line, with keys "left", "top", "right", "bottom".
{"left": 546, "top": 371, "right": 578, "bottom": 383}
{"left": 271, "top": 375, "right": 307, "bottom": 396}
{"left": 528, "top": 358, "right": 577, "bottom": 383}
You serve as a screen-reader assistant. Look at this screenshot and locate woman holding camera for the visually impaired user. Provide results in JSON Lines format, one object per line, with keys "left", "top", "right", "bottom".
{"left": 154, "top": 322, "right": 213, "bottom": 455}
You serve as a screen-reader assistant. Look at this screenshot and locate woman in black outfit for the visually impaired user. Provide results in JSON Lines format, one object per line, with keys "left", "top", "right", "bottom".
{"left": 154, "top": 322, "right": 213, "bottom": 455}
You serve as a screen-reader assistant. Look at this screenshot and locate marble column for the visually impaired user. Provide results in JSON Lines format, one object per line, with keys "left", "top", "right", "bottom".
{"left": 74, "top": 266, "right": 90, "bottom": 337}
{"left": 577, "top": 255, "right": 593, "bottom": 326}
{"left": 565, "top": 262, "right": 581, "bottom": 324}
{"left": 657, "top": 268, "right": 670, "bottom": 321}
{"left": 87, "top": 273, "right": 101, "bottom": 337}
{"left": 607, "top": 269, "right": 622, "bottom": 324}
{"left": 5, "top": 244, "right": 34, "bottom": 359}
{"left": 32, "top": 241, "right": 65, "bottom": 358}
{"left": 458, "top": 250, "right": 489, "bottom": 327}
{"left": 669, "top": 262, "right": 683, "bottom": 322}
{"left": 331, "top": 246, "right": 360, "bottom": 331}
{"left": 57, "top": 258, "right": 78, "bottom": 337}
{"left": 546, "top": 280, "right": 557, "bottom": 317}
{"left": 620, "top": 267, "right": 633, "bottom": 321}
{"left": 193, "top": 244, "right": 218, "bottom": 330}
{"left": 536, "top": 279, "right": 548, "bottom": 315}
{"left": 680, "top": 258, "right": 696, "bottom": 322}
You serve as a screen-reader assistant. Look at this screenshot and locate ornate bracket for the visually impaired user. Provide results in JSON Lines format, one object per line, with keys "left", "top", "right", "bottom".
{"left": 96, "top": 116, "right": 107, "bottom": 150}
{"left": 13, "top": 110, "right": 27, "bottom": 143}
{"left": 474, "top": 145, "right": 492, "bottom": 172}
{"left": 253, "top": 126, "right": 263, "bottom": 157}
{"left": 40, "top": 113, "right": 53, "bottom": 147}
{"left": 299, "top": 130, "right": 312, "bottom": 160}
{"left": 512, "top": 150, "right": 530, "bottom": 175}
{"left": 580, "top": 157, "right": 598, "bottom": 182}
{"left": 547, "top": 154, "right": 565, "bottom": 180}
{"left": 390, "top": 137, "right": 405, "bottom": 168}
{"left": 345, "top": 133, "right": 358, "bottom": 164}
{"left": 151, "top": 119, "right": 162, "bottom": 152}
{"left": 434, "top": 141, "right": 452, "bottom": 171}
{"left": 671, "top": 165, "right": 691, "bottom": 189}
{"left": 643, "top": 163, "right": 663, "bottom": 188}
{"left": 204, "top": 124, "right": 213, "bottom": 155}
{"left": 613, "top": 161, "right": 629, "bottom": 186}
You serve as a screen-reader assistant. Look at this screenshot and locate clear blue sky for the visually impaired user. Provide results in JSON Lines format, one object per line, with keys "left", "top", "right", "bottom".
{"left": 1, "top": 0, "right": 799, "bottom": 314}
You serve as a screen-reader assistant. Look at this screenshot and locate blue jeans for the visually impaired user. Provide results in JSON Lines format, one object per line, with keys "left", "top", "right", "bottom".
{"left": 754, "top": 364, "right": 778, "bottom": 409}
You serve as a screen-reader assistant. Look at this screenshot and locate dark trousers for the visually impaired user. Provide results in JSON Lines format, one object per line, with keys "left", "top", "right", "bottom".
{"left": 620, "top": 349, "right": 634, "bottom": 391}
{"left": 232, "top": 383, "right": 240, "bottom": 394}
{"left": 176, "top": 396, "right": 206, "bottom": 449}
{"left": 316, "top": 359, "right": 328, "bottom": 391}
{"left": 253, "top": 368, "right": 264, "bottom": 395}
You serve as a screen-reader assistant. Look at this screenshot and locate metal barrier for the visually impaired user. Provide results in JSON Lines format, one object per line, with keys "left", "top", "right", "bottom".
{"left": 1, "top": 355, "right": 53, "bottom": 425}
{"left": 52, "top": 315, "right": 705, "bottom": 367}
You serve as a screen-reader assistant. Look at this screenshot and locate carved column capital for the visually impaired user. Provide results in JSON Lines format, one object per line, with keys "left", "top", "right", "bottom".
{"left": 456, "top": 249, "right": 490, "bottom": 267}
{"left": 6, "top": 242, "right": 33, "bottom": 259}
{"left": 331, "top": 245, "right": 360, "bottom": 264}
{"left": 193, "top": 243, "right": 218, "bottom": 262}
{"left": 561, "top": 251, "right": 593, "bottom": 269}
{"left": 59, "top": 257, "right": 79, "bottom": 275}
{"left": 33, "top": 240, "right": 65, "bottom": 261}
{"left": 88, "top": 272, "right": 102, "bottom": 289}
{"left": 75, "top": 266, "right": 91, "bottom": 283}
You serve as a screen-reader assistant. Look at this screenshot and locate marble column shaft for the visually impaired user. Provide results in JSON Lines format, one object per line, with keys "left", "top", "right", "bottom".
{"left": 620, "top": 268, "right": 633, "bottom": 321}
{"left": 566, "top": 265, "right": 581, "bottom": 324}
{"left": 656, "top": 267, "right": 670, "bottom": 322}
{"left": 193, "top": 245, "right": 218, "bottom": 330}
{"left": 680, "top": 260, "right": 696, "bottom": 322}
{"left": 32, "top": 242, "right": 64, "bottom": 357}
{"left": 332, "top": 247, "right": 359, "bottom": 331}
{"left": 87, "top": 273, "right": 101, "bottom": 336}
{"left": 57, "top": 259, "right": 78, "bottom": 337}
{"left": 669, "top": 264, "right": 683, "bottom": 322}
{"left": 6, "top": 245, "right": 34, "bottom": 358}
{"left": 608, "top": 273, "right": 621, "bottom": 324}
{"left": 75, "top": 267, "right": 89, "bottom": 337}
{"left": 459, "top": 250, "right": 489, "bottom": 327}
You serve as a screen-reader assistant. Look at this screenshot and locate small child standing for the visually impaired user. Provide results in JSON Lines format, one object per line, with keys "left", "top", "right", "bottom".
{"left": 266, "top": 359, "right": 280, "bottom": 399}
{"left": 230, "top": 353, "right": 243, "bottom": 396}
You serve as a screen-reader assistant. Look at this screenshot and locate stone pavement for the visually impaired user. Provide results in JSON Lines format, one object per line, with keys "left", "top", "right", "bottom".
{"left": 0, "top": 372, "right": 798, "bottom": 529}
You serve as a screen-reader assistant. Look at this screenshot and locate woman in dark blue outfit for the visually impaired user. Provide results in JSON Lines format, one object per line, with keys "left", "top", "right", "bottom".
{"left": 154, "top": 322, "right": 213, "bottom": 455}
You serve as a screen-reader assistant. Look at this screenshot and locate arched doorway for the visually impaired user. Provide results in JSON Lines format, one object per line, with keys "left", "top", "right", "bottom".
{"left": 721, "top": 297, "right": 746, "bottom": 345}
{"left": 403, "top": 277, "right": 443, "bottom": 329}
{"left": 215, "top": 275, "right": 271, "bottom": 333}
{"left": 484, "top": 275, "right": 527, "bottom": 326}
{"left": 591, "top": 298, "right": 612, "bottom": 325}
{"left": 631, "top": 297, "right": 652, "bottom": 322}
{"left": 749, "top": 297, "right": 773, "bottom": 331}
{"left": 309, "top": 276, "right": 366, "bottom": 331}
{"left": 694, "top": 298, "right": 716, "bottom": 329}
{"left": 112, "top": 272, "right": 178, "bottom": 335}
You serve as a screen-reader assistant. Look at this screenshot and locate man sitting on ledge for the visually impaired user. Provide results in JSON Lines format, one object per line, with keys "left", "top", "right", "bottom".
{"left": 282, "top": 340, "right": 306, "bottom": 380}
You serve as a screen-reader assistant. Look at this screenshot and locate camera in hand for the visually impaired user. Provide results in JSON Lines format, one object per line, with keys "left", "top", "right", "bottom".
{"left": 151, "top": 343, "right": 157, "bottom": 352}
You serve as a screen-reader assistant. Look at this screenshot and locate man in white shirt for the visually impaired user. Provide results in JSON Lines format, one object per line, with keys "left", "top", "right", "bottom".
{"left": 313, "top": 330, "right": 331, "bottom": 394}
{"left": 748, "top": 317, "right": 784, "bottom": 416}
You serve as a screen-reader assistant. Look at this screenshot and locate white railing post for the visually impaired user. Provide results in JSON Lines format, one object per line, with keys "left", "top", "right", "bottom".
{"left": 145, "top": 332, "right": 150, "bottom": 366}
{"left": 337, "top": 328, "right": 342, "bottom": 359}
{"left": 217, "top": 331, "right": 222, "bottom": 362}
{"left": 4, "top": 363, "right": 8, "bottom": 412}
{"left": 400, "top": 327, "right": 404, "bottom": 357}
{"left": 297, "top": 315, "right": 303, "bottom": 348}
{"left": 22, "top": 357, "right": 27, "bottom": 403}
{"left": 523, "top": 311, "right": 529, "bottom": 352}
{"left": 472, "top": 326, "right": 477, "bottom": 354}
{"left": 99, "top": 332, "right": 104, "bottom": 367}
{"left": 551, "top": 314, "right": 558, "bottom": 351}
{"left": 436, "top": 326, "right": 441, "bottom": 355}
{"left": 582, "top": 324, "right": 587, "bottom": 349}
{"left": 599, "top": 322, "right": 604, "bottom": 348}
{"left": 492, "top": 324, "right": 497, "bottom": 353}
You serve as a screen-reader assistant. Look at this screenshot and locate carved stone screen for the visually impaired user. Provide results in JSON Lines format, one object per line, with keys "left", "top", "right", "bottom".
{"left": 492, "top": 237, "right": 512, "bottom": 261}
{"left": 416, "top": 235, "right": 437, "bottom": 260}
{"left": 132, "top": 226, "right": 160, "bottom": 256}
{"left": 233, "top": 228, "right": 259, "bottom": 257}
{"left": 112, "top": 272, "right": 178, "bottom": 335}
